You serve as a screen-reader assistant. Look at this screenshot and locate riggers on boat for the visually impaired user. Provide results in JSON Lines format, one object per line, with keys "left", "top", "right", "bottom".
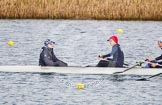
{"left": 0, "top": 66, "right": 162, "bottom": 76}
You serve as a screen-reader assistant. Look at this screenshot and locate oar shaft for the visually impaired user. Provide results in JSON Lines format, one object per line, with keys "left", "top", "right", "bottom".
{"left": 137, "top": 71, "right": 162, "bottom": 81}
{"left": 113, "top": 64, "right": 137, "bottom": 74}
{"left": 122, "top": 65, "right": 137, "bottom": 72}
{"left": 148, "top": 72, "right": 162, "bottom": 79}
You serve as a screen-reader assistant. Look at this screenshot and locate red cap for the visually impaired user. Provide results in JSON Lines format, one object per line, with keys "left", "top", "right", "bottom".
{"left": 107, "top": 35, "right": 118, "bottom": 43}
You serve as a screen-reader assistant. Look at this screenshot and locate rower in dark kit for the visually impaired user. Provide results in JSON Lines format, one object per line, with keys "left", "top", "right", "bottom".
{"left": 97, "top": 35, "right": 124, "bottom": 67}
{"left": 39, "top": 39, "right": 68, "bottom": 66}
{"left": 145, "top": 37, "right": 162, "bottom": 68}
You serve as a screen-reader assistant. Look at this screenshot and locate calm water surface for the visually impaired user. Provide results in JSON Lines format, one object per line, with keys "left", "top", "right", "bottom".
{"left": 0, "top": 20, "right": 162, "bottom": 105}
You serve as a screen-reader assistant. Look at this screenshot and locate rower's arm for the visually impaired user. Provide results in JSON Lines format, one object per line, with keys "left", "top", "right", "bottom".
{"left": 158, "top": 61, "right": 162, "bottom": 65}
{"left": 103, "top": 46, "right": 118, "bottom": 58}
{"left": 155, "top": 54, "right": 162, "bottom": 61}
{"left": 103, "top": 53, "right": 111, "bottom": 58}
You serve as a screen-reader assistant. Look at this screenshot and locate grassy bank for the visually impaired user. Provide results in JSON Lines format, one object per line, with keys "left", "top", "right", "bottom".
{"left": 0, "top": 0, "right": 162, "bottom": 20}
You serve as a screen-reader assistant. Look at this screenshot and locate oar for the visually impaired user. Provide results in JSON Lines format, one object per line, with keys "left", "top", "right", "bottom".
{"left": 136, "top": 60, "right": 162, "bottom": 81}
{"left": 113, "top": 65, "right": 137, "bottom": 74}
{"left": 113, "top": 61, "right": 143, "bottom": 74}
{"left": 137, "top": 72, "right": 162, "bottom": 81}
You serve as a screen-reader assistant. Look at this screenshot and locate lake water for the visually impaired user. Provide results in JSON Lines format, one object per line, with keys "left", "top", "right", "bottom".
{"left": 0, "top": 20, "right": 162, "bottom": 105}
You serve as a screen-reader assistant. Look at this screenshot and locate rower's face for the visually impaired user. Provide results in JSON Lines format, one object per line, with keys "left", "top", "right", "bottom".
{"left": 109, "top": 39, "right": 116, "bottom": 46}
{"left": 47, "top": 43, "right": 54, "bottom": 49}
{"left": 158, "top": 41, "right": 162, "bottom": 48}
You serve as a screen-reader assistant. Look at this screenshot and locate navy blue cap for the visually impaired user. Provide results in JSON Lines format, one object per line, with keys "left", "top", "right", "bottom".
{"left": 44, "top": 39, "right": 55, "bottom": 46}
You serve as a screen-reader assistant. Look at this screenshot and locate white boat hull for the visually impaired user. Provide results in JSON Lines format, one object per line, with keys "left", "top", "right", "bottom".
{"left": 0, "top": 66, "right": 162, "bottom": 75}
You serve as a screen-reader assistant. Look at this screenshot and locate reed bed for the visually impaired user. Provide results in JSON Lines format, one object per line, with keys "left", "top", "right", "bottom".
{"left": 0, "top": 0, "right": 162, "bottom": 20}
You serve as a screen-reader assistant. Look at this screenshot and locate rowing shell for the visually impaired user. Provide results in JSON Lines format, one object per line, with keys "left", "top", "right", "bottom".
{"left": 0, "top": 66, "right": 162, "bottom": 75}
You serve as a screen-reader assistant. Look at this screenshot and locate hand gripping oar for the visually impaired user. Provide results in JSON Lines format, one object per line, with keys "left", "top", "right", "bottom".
{"left": 137, "top": 72, "right": 162, "bottom": 81}
{"left": 113, "top": 61, "right": 143, "bottom": 74}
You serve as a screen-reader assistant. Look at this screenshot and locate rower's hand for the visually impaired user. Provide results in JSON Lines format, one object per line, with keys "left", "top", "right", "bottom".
{"left": 98, "top": 54, "right": 104, "bottom": 58}
{"left": 103, "top": 58, "right": 108, "bottom": 61}
{"left": 145, "top": 58, "right": 155, "bottom": 62}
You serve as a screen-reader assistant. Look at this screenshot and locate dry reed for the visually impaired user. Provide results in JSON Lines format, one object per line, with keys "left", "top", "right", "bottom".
{"left": 0, "top": 0, "right": 162, "bottom": 20}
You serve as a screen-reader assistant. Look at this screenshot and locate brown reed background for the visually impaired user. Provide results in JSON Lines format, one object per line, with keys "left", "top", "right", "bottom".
{"left": 0, "top": 0, "right": 162, "bottom": 20}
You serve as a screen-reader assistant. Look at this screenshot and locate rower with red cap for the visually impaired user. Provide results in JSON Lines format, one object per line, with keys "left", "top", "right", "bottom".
{"left": 97, "top": 35, "right": 124, "bottom": 67}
